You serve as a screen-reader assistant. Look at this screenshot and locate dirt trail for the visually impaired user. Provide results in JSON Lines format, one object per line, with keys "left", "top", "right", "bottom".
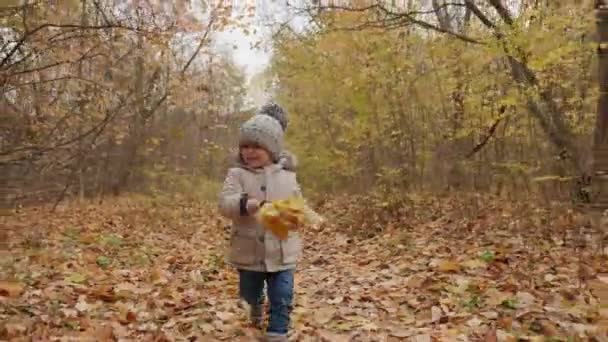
{"left": 0, "top": 197, "right": 606, "bottom": 341}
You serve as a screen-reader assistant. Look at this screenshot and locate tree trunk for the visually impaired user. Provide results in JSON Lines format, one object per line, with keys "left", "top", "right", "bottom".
{"left": 114, "top": 19, "right": 145, "bottom": 194}
{"left": 591, "top": 1, "right": 608, "bottom": 208}
{"left": 78, "top": 0, "right": 88, "bottom": 202}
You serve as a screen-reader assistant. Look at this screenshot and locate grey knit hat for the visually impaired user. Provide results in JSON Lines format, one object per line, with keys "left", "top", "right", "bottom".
{"left": 239, "top": 114, "right": 284, "bottom": 161}
{"left": 258, "top": 102, "right": 288, "bottom": 132}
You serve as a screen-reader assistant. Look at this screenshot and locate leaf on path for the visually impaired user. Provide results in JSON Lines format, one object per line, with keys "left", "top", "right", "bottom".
{"left": 536, "top": 319, "right": 560, "bottom": 336}
{"left": 479, "top": 250, "right": 496, "bottom": 263}
{"left": 65, "top": 272, "right": 87, "bottom": 284}
{"left": 437, "top": 260, "right": 461, "bottom": 273}
{"left": 75, "top": 295, "right": 90, "bottom": 312}
{"left": 4, "top": 193, "right": 607, "bottom": 340}
{"left": 150, "top": 267, "right": 169, "bottom": 285}
{"left": 484, "top": 326, "right": 497, "bottom": 342}
{"left": 485, "top": 288, "right": 512, "bottom": 307}
{"left": 315, "top": 329, "right": 350, "bottom": 342}
{"left": 389, "top": 327, "right": 413, "bottom": 338}
{"left": 88, "top": 324, "right": 114, "bottom": 341}
{"left": 0, "top": 281, "right": 24, "bottom": 297}
{"left": 90, "top": 285, "right": 117, "bottom": 302}
{"left": 515, "top": 291, "right": 536, "bottom": 309}
{"left": 466, "top": 316, "right": 483, "bottom": 328}
{"left": 115, "top": 303, "right": 137, "bottom": 324}
{"left": 327, "top": 296, "right": 344, "bottom": 304}
{"left": 215, "top": 311, "right": 235, "bottom": 322}
{"left": 0, "top": 321, "right": 29, "bottom": 340}
{"left": 413, "top": 334, "right": 432, "bottom": 342}
{"left": 200, "top": 323, "right": 215, "bottom": 334}
{"left": 462, "top": 258, "right": 487, "bottom": 269}
{"left": 313, "top": 307, "right": 336, "bottom": 325}
{"left": 589, "top": 274, "right": 608, "bottom": 301}
{"left": 96, "top": 256, "right": 111, "bottom": 268}
{"left": 431, "top": 305, "right": 443, "bottom": 323}
{"left": 406, "top": 274, "right": 429, "bottom": 288}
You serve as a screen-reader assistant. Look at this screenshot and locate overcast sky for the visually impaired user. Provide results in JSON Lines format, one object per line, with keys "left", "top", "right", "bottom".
{"left": 213, "top": 26, "right": 272, "bottom": 78}
{"left": 209, "top": 0, "right": 310, "bottom": 79}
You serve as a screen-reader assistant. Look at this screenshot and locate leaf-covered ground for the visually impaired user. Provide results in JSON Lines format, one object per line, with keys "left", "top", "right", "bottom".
{"left": 1, "top": 194, "right": 607, "bottom": 341}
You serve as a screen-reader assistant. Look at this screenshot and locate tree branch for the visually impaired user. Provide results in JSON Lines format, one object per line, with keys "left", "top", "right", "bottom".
{"left": 181, "top": 15, "right": 216, "bottom": 75}
{"left": 293, "top": 2, "right": 483, "bottom": 44}
{"left": 465, "top": 116, "right": 503, "bottom": 158}
{"left": 0, "top": 88, "right": 136, "bottom": 160}
{"left": 487, "top": 0, "right": 513, "bottom": 26}
{"left": 464, "top": 0, "right": 497, "bottom": 29}
{"left": 0, "top": 23, "right": 142, "bottom": 70}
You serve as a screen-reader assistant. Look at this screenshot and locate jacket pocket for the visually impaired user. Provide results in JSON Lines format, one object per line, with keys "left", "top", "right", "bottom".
{"left": 229, "top": 231, "right": 257, "bottom": 265}
{"left": 280, "top": 233, "right": 301, "bottom": 264}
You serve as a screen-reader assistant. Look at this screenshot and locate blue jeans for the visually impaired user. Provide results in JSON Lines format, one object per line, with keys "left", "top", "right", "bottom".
{"left": 238, "top": 269, "right": 294, "bottom": 335}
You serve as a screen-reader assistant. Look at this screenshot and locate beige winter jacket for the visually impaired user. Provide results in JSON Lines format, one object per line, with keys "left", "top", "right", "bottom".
{"left": 218, "top": 159, "right": 303, "bottom": 272}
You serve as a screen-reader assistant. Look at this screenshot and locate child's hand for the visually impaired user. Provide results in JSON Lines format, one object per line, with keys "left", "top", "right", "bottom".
{"left": 246, "top": 198, "right": 261, "bottom": 214}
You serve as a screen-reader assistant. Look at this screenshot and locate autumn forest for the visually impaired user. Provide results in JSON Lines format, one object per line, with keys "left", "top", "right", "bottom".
{"left": 1, "top": 1, "right": 607, "bottom": 341}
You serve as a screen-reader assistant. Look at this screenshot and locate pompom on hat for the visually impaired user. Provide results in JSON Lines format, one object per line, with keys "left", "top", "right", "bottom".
{"left": 258, "top": 102, "right": 288, "bottom": 132}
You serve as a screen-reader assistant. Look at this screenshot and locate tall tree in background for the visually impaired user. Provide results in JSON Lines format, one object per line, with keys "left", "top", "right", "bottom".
{"left": 592, "top": 0, "right": 608, "bottom": 209}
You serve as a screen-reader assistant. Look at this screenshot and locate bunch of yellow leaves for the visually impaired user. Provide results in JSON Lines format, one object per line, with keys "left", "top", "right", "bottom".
{"left": 256, "top": 197, "right": 323, "bottom": 240}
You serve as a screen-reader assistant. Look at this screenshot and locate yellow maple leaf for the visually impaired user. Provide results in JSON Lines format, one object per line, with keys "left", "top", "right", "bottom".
{"left": 257, "top": 197, "right": 321, "bottom": 240}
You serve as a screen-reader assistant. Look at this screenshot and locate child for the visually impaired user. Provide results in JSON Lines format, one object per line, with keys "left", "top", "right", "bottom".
{"left": 218, "top": 113, "right": 303, "bottom": 342}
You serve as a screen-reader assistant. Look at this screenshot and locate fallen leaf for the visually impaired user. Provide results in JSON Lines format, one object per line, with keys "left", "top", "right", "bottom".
{"left": 431, "top": 305, "right": 442, "bottom": 323}
{"left": 75, "top": 297, "right": 90, "bottom": 312}
{"left": 406, "top": 274, "right": 428, "bottom": 288}
{"left": 314, "top": 307, "right": 336, "bottom": 325}
{"left": 316, "top": 329, "right": 350, "bottom": 342}
{"left": 484, "top": 326, "right": 497, "bottom": 342}
{"left": 0, "top": 281, "right": 23, "bottom": 297}
{"left": 481, "top": 311, "right": 499, "bottom": 319}
{"left": 215, "top": 311, "right": 235, "bottom": 322}
{"left": 390, "top": 327, "right": 413, "bottom": 338}
{"left": 462, "top": 259, "right": 487, "bottom": 269}
{"left": 413, "top": 334, "right": 432, "bottom": 342}
{"left": 65, "top": 272, "right": 87, "bottom": 284}
{"left": 485, "top": 288, "right": 512, "bottom": 307}
{"left": 200, "top": 323, "right": 215, "bottom": 334}
{"left": 437, "top": 260, "right": 461, "bottom": 273}
{"left": 515, "top": 291, "right": 536, "bottom": 308}
{"left": 126, "top": 311, "right": 137, "bottom": 322}
{"left": 91, "top": 285, "right": 117, "bottom": 302}
{"left": 0, "top": 321, "right": 28, "bottom": 339}
{"left": 538, "top": 319, "right": 560, "bottom": 336}
{"left": 497, "top": 316, "right": 513, "bottom": 330}
{"left": 589, "top": 278, "right": 608, "bottom": 301}
{"left": 150, "top": 268, "right": 168, "bottom": 285}
{"left": 467, "top": 316, "right": 483, "bottom": 328}
{"left": 327, "top": 296, "right": 344, "bottom": 304}
{"left": 89, "top": 324, "right": 114, "bottom": 340}
{"left": 96, "top": 256, "right": 111, "bottom": 268}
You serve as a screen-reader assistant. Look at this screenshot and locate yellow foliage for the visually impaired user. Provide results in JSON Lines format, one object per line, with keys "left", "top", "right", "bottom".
{"left": 257, "top": 197, "right": 322, "bottom": 240}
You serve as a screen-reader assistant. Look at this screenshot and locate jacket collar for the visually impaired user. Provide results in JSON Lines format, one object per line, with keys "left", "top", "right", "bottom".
{"left": 233, "top": 154, "right": 282, "bottom": 174}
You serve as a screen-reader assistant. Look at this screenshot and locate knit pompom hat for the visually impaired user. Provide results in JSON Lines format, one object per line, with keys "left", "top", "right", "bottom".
{"left": 238, "top": 114, "right": 284, "bottom": 162}
{"left": 258, "top": 102, "right": 288, "bottom": 132}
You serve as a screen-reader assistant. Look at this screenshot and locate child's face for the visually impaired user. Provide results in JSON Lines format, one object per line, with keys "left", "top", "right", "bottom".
{"left": 240, "top": 144, "right": 272, "bottom": 168}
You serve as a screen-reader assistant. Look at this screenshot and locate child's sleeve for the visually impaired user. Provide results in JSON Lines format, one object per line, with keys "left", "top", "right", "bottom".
{"left": 218, "top": 168, "right": 244, "bottom": 219}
